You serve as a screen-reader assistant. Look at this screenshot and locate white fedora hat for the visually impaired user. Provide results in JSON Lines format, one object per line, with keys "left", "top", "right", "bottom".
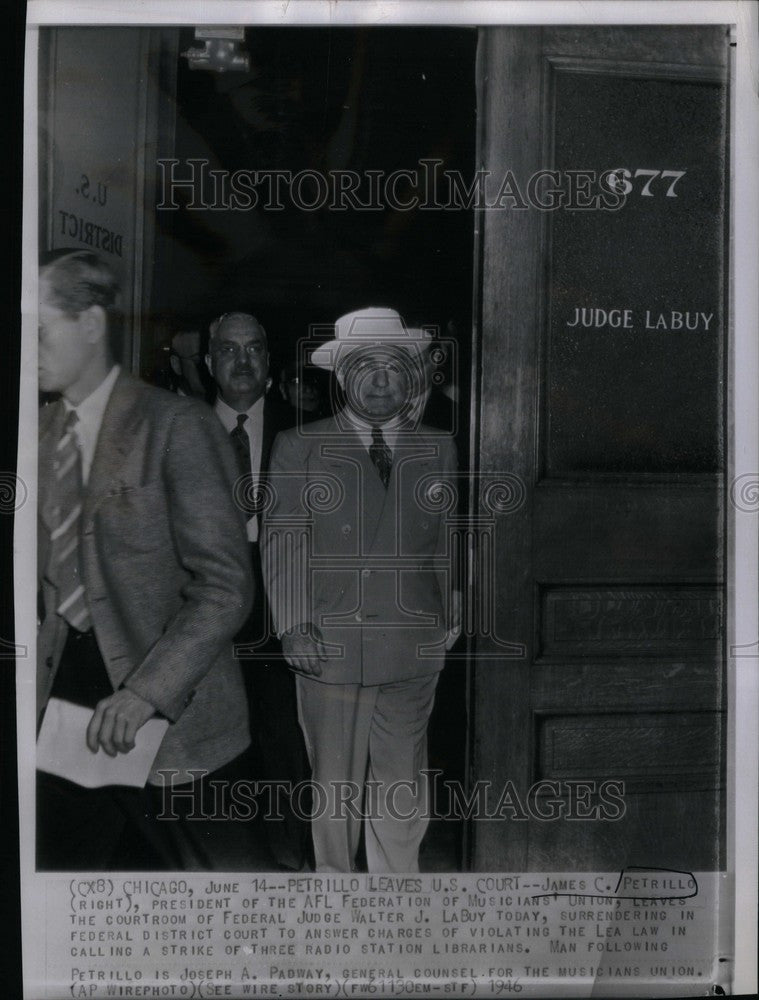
{"left": 311, "top": 307, "right": 431, "bottom": 371}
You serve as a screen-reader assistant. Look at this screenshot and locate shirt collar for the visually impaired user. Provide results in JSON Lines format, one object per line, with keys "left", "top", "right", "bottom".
{"left": 342, "top": 407, "right": 403, "bottom": 432}
{"left": 214, "top": 393, "right": 265, "bottom": 431}
{"left": 341, "top": 407, "right": 406, "bottom": 451}
{"left": 63, "top": 364, "right": 121, "bottom": 425}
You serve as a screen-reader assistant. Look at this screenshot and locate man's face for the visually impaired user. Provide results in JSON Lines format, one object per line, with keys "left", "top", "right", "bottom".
{"left": 38, "top": 277, "right": 93, "bottom": 400}
{"left": 341, "top": 347, "right": 414, "bottom": 423}
{"left": 283, "top": 375, "right": 321, "bottom": 412}
{"left": 206, "top": 316, "right": 269, "bottom": 410}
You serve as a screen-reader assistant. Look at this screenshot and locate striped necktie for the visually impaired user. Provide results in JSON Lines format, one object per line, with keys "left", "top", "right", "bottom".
{"left": 369, "top": 426, "right": 393, "bottom": 489}
{"left": 51, "top": 410, "right": 91, "bottom": 631}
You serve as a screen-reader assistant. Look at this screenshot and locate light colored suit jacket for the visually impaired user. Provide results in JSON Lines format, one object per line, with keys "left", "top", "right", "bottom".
{"left": 261, "top": 415, "right": 457, "bottom": 686}
{"left": 38, "top": 373, "right": 254, "bottom": 784}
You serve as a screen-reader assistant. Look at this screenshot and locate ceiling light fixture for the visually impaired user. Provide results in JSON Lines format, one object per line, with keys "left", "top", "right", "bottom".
{"left": 181, "top": 27, "right": 251, "bottom": 74}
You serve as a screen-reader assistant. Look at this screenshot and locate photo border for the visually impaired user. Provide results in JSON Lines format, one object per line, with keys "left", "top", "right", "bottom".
{"left": 17, "top": 2, "right": 759, "bottom": 996}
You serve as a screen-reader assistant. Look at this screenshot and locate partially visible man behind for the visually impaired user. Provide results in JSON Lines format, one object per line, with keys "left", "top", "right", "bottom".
{"left": 205, "top": 311, "right": 310, "bottom": 870}
{"left": 278, "top": 359, "right": 330, "bottom": 426}
{"left": 36, "top": 251, "right": 262, "bottom": 871}
{"left": 409, "top": 329, "right": 457, "bottom": 436}
{"left": 167, "top": 330, "right": 213, "bottom": 400}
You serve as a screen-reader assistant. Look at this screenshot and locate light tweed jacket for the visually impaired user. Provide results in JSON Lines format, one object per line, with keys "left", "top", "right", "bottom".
{"left": 37, "top": 373, "right": 253, "bottom": 784}
{"left": 261, "top": 415, "right": 458, "bottom": 686}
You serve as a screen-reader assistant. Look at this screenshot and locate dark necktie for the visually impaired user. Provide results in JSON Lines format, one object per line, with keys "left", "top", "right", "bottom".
{"left": 230, "top": 413, "right": 252, "bottom": 479}
{"left": 230, "top": 413, "right": 256, "bottom": 515}
{"left": 51, "top": 410, "right": 91, "bottom": 631}
{"left": 369, "top": 426, "right": 393, "bottom": 489}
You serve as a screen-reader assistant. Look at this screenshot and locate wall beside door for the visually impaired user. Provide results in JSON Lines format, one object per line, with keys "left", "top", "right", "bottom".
{"left": 39, "top": 27, "right": 177, "bottom": 372}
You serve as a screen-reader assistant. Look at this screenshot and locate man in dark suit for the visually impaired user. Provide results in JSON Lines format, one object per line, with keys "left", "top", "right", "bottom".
{"left": 36, "top": 250, "right": 266, "bottom": 871}
{"left": 205, "top": 311, "right": 309, "bottom": 870}
{"left": 262, "top": 308, "right": 461, "bottom": 873}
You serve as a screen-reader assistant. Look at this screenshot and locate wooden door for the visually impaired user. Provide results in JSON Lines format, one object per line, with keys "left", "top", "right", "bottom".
{"left": 470, "top": 26, "right": 728, "bottom": 871}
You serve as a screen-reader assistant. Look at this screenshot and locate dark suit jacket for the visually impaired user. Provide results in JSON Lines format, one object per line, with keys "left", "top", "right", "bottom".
{"left": 258, "top": 395, "right": 289, "bottom": 479}
{"left": 213, "top": 393, "right": 289, "bottom": 652}
{"left": 261, "top": 414, "right": 458, "bottom": 686}
{"left": 38, "top": 372, "right": 254, "bottom": 784}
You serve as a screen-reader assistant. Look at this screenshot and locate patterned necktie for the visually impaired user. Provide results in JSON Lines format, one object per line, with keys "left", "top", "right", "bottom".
{"left": 369, "top": 426, "right": 393, "bottom": 489}
{"left": 230, "top": 413, "right": 255, "bottom": 514}
{"left": 51, "top": 410, "right": 91, "bottom": 631}
{"left": 230, "top": 414, "right": 252, "bottom": 478}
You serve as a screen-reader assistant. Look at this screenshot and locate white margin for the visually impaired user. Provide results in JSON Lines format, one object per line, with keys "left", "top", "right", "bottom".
{"left": 728, "top": 2, "right": 759, "bottom": 995}
{"left": 18, "top": 18, "right": 41, "bottom": 999}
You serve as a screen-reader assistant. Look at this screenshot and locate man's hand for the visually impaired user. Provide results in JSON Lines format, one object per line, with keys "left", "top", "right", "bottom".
{"left": 445, "top": 590, "right": 463, "bottom": 652}
{"left": 281, "top": 623, "right": 328, "bottom": 677}
{"left": 86, "top": 689, "right": 157, "bottom": 757}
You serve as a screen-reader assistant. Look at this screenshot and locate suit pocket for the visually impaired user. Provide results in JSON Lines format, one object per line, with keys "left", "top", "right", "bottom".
{"left": 311, "top": 569, "right": 359, "bottom": 622}
{"left": 398, "top": 569, "right": 445, "bottom": 623}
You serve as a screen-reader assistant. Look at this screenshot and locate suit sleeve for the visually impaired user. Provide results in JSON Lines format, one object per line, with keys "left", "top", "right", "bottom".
{"left": 123, "top": 402, "right": 254, "bottom": 721}
{"left": 260, "top": 429, "right": 312, "bottom": 638}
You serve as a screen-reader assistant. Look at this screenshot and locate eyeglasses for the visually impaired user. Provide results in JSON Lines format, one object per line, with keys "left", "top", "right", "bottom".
{"left": 213, "top": 342, "right": 266, "bottom": 358}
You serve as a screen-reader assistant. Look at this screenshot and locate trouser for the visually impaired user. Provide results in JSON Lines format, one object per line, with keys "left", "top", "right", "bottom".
{"left": 245, "top": 658, "right": 311, "bottom": 869}
{"left": 236, "top": 543, "right": 311, "bottom": 870}
{"left": 295, "top": 672, "right": 439, "bottom": 873}
{"left": 36, "top": 747, "right": 275, "bottom": 871}
{"left": 37, "top": 626, "right": 273, "bottom": 872}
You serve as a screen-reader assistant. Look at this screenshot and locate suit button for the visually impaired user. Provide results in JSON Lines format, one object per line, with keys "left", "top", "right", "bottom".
{"left": 45, "top": 656, "right": 53, "bottom": 669}
{"left": 355, "top": 613, "right": 362, "bottom": 622}
{"left": 361, "top": 569, "right": 370, "bottom": 577}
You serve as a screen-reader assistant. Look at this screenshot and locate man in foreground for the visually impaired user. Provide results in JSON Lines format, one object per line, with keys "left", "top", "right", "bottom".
{"left": 37, "top": 250, "right": 261, "bottom": 870}
{"left": 262, "top": 307, "right": 460, "bottom": 873}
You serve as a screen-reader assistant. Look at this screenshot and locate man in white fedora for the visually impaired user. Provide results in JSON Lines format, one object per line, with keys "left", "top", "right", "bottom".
{"left": 261, "top": 308, "right": 461, "bottom": 872}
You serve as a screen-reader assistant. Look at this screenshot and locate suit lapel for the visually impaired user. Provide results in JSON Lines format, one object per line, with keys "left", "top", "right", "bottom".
{"left": 315, "top": 418, "right": 387, "bottom": 553}
{"left": 358, "top": 436, "right": 388, "bottom": 551}
{"left": 83, "top": 373, "right": 145, "bottom": 523}
{"left": 372, "top": 433, "right": 439, "bottom": 553}
{"left": 38, "top": 400, "right": 67, "bottom": 533}
{"left": 326, "top": 419, "right": 441, "bottom": 555}
{"left": 261, "top": 396, "right": 283, "bottom": 476}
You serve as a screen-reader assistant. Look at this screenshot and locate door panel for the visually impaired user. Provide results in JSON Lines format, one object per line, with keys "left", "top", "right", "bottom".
{"left": 471, "top": 26, "right": 728, "bottom": 871}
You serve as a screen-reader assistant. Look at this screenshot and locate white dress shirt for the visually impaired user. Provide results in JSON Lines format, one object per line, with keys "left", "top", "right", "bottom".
{"left": 63, "top": 364, "right": 121, "bottom": 485}
{"left": 342, "top": 408, "right": 404, "bottom": 455}
{"left": 214, "top": 394, "right": 265, "bottom": 542}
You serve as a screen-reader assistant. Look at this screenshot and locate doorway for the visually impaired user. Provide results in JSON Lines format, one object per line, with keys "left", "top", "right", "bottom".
{"left": 147, "top": 25, "right": 480, "bottom": 871}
